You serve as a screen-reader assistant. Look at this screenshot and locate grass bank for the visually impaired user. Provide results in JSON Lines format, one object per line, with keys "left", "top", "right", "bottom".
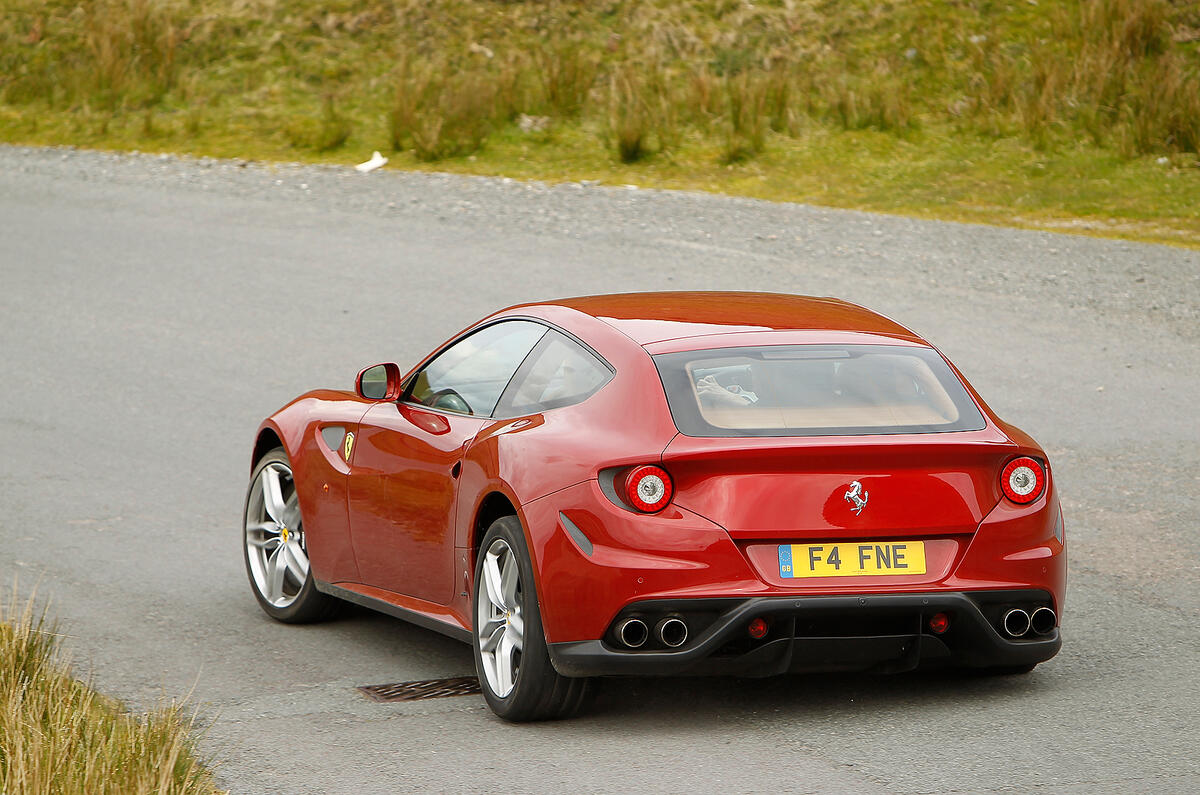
{"left": 0, "top": 588, "right": 222, "bottom": 795}
{"left": 1, "top": 0, "right": 1198, "bottom": 245}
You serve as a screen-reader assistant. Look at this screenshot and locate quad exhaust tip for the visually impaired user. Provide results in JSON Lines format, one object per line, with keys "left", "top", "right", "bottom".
{"left": 1002, "top": 608, "right": 1031, "bottom": 638}
{"left": 656, "top": 616, "right": 689, "bottom": 648}
{"left": 617, "top": 617, "right": 648, "bottom": 648}
{"left": 1030, "top": 606, "right": 1057, "bottom": 636}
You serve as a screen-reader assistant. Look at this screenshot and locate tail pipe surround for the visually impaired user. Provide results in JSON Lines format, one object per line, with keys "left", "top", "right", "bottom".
{"left": 1002, "top": 608, "right": 1031, "bottom": 638}
{"left": 616, "top": 617, "right": 649, "bottom": 648}
{"left": 1030, "top": 606, "right": 1057, "bottom": 636}
{"left": 656, "top": 616, "right": 689, "bottom": 648}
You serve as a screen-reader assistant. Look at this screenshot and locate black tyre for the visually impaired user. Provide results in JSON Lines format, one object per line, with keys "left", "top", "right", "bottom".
{"left": 242, "top": 447, "right": 339, "bottom": 623}
{"left": 472, "top": 516, "right": 591, "bottom": 721}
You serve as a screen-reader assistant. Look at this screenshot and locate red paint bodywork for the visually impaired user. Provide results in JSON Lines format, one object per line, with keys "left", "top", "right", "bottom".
{"left": 253, "top": 293, "right": 1066, "bottom": 647}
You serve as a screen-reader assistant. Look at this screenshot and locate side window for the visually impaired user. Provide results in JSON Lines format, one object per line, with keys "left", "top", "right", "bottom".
{"left": 496, "top": 331, "right": 613, "bottom": 416}
{"left": 408, "top": 321, "right": 546, "bottom": 416}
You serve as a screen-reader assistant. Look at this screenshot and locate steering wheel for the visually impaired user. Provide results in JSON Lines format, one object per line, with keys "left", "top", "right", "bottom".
{"left": 429, "top": 388, "right": 472, "bottom": 415}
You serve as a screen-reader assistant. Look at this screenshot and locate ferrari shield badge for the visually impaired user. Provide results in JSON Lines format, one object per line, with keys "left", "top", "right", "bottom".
{"left": 343, "top": 431, "right": 355, "bottom": 461}
{"left": 844, "top": 480, "right": 868, "bottom": 515}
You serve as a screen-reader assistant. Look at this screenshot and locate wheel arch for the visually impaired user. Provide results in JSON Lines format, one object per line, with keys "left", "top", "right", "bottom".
{"left": 472, "top": 491, "right": 520, "bottom": 560}
{"left": 252, "top": 424, "right": 285, "bottom": 470}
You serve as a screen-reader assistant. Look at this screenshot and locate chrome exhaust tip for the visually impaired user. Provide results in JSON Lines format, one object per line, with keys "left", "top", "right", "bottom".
{"left": 656, "top": 616, "right": 689, "bottom": 648}
{"left": 1030, "top": 607, "right": 1057, "bottom": 636}
{"left": 617, "top": 617, "right": 648, "bottom": 648}
{"left": 1002, "top": 608, "right": 1031, "bottom": 638}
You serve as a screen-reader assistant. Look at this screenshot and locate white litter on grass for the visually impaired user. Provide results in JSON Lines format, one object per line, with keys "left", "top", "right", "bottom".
{"left": 356, "top": 151, "right": 388, "bottom": 173}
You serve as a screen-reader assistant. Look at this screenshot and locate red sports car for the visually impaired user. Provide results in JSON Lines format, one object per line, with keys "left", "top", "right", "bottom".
{"left": 243, "top": 292, "right": 1065, "bottom": 721}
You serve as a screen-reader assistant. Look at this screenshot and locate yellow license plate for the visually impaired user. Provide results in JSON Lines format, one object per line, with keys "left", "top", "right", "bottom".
{"left": 778, "top": 542, "right": 926, "bottom": 578}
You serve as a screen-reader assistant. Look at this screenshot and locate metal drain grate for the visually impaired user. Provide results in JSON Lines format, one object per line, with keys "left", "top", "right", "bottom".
{"left": 358, "top": 676, "right": 482, "bottom": 702}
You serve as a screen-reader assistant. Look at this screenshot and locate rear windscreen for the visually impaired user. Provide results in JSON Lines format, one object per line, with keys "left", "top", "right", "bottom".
{"left": 652, "top": 344, "right": 987, "bottom": 437}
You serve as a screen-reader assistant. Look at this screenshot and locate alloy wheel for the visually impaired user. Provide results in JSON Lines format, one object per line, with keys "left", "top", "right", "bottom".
{"left": 244, "top": 462, "right": 310, "bottom": 608}
{"left": 476, "top": 538, "right": 524, "bottom": 698}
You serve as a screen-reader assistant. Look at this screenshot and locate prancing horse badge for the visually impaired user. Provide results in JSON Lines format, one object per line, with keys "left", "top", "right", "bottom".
{"left": 844, "top": 480, "right": 868, "bottom": 515}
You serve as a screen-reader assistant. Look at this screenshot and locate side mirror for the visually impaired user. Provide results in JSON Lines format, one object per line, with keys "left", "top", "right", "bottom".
{"left": 356, "top": 363, "right": 403, "bottom": 401}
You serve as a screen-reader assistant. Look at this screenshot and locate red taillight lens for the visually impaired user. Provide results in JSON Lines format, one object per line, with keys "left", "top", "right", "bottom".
{"left": 623, "top": 465, "right": 673, "bottom": 513}
{"left": 1001, "top": 456, "right": 1045, "bottom": 504}
{"left": 747, "top": 618, "right": 769, "bottom": 639}
{"left": 929, "top": 613, "right": 950, "bottom": 634}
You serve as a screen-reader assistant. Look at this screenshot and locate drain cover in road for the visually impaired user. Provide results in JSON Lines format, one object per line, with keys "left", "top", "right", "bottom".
{"left": 358, "top": 676, "right": 482, "bottom": 702}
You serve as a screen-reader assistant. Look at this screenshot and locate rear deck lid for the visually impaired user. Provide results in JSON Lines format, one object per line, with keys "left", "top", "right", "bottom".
{"left": 660, "top": 433, "right": 1015, "bottom": 540}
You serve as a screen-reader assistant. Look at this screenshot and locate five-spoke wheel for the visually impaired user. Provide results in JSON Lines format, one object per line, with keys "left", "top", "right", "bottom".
{"left": 472, "top": 516, "right": 591, "bottom": 721}
{"left": 246, "top": 460, "right": 309, "bottom": 607}
{"left": 477, "top": 538, "right": 525, "bottom": 697}
{"left": 242, "top": 448, "right": 337, "bottom": 623}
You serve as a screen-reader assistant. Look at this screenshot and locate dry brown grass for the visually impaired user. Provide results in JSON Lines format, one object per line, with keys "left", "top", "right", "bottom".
{"left": 537, "top": 39, "right": 599, "bottom": 119}
{"left": 722, "top": 71, "right": 768, "bottom": 163}
{"left": 375, "top": 0, "right": 1194, "bottom": 162}
{"left": 0, "top": 585, "right": 222, "bottom": 795}
{"left": 966, "top": 0, "right": 1199, "bottom": 154}
{"left": 2, "top": 0, "right": 1198, "bottom": 170}
{"left": 824, "top": 68, "right": 915, "bottom": 134}
{"left": 606, "top": 65, "right": 653, "bottom": 163}
{"left": 81, "top": 0, "right": 183, "bottom": 110}
{"left": 603, "top": 61, "right": 681, "bottom": 163}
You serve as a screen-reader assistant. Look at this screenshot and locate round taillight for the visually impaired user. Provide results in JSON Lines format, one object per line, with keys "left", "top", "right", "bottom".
{"left": 624, "top": 465, "right": 673, "bottom": 513}
{"left": 1001, "top": 456, "right": 1045, "bottom": 504}
{"left": 929, "top": 613, "right": 950, "bottom": 635}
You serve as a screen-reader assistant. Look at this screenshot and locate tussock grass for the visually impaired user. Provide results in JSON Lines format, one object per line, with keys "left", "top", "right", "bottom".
{"left": 7, "top": 0, "right": 1196, "bottom": 159}
{"left": 606, "top": 66, "right": 654, "bottom": 164}
{"left": 389, "top": 57, "right": 498, "bottom": 161}
{"left": 722, "top": 71, "right": 768, "bottom": 164}
{"left": 604, "top": 63, "right": 679, "bottom": 164}
{"left": 0, "top": 585, "right": 222, "bottom": 795}
{"left": 2, "top": 0, "right": 1199, "bottom": 243}
{"left": 536, "top": 39, "right": 599, "bottom": 120}
{"left": 963, "top": 0, "right": 1200, "bottom": 154}
{"left": 287, "top": 95, "right": 353, "bottom": 153}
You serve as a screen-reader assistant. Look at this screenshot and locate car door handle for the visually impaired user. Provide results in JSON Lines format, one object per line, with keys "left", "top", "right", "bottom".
{"left": 451, "top": 461, "right": 462, "bottom": 479}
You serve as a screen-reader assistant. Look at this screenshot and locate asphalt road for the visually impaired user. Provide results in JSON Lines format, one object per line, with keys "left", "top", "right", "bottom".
{"left": 1, "top": 145, "right": 1198, "bottom": 794}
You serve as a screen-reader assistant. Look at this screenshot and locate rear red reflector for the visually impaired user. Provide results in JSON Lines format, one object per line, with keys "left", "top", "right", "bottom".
{"left": 747, "top": 618, "right": 768, "bottom": 639}
{"left": 1001, "top": 457, "right": 1046, "bottom": 504}
{"left": 929, "top": 613, "right": 950, "bottom": 634}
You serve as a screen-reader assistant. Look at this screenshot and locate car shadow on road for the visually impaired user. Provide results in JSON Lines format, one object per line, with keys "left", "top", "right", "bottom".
{"left": 584, "top": 666, "right": 1054, "bottom": 725}
{"left": 321, "top": 604, "right": 1057, "bottom": 725}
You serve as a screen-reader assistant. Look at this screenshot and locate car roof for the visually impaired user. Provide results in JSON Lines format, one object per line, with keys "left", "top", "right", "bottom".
{"left": 516, "top": 292, "right": 922, "bottom": 347}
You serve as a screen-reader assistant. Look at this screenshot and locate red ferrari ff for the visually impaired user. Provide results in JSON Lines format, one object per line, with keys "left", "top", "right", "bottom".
{"left": 243, "top": 292, "right": 1064, "bottom": 720}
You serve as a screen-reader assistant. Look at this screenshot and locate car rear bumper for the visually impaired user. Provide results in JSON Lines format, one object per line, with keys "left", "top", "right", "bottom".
{"left": 547, "top": 589, "right": 1060, "bottom": 677}
{"left": 520, "top": 479, "right": 1066, "bottom": 648}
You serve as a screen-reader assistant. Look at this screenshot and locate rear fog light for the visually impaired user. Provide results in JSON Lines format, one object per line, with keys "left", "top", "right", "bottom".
{"left": 747, "top": 618, "right": 769, "bottom": 639}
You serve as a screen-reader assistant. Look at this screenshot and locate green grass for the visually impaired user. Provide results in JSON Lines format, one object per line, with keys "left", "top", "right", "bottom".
{"left": 1, "top": 0, "right": 1199, "bottom": 246}
{"left": 1, "top": 586, "right": 222, "bottom": 794}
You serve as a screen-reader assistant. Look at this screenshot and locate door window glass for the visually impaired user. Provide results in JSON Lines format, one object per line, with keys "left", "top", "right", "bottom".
{"left": 408, "top": 321, "right": 546, "bottom": 416}
{"left": 497, "top": 331, "right": 613, "bottom": 416}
